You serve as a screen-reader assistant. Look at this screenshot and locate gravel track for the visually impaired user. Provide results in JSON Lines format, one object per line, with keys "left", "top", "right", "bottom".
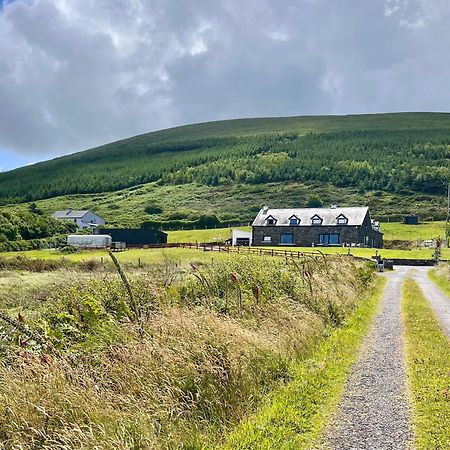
{"left": 322, "top": 268, "right": 414, "bottom": 450}
{"left": 411, "top": 267, "right": 450, "bottom": 338}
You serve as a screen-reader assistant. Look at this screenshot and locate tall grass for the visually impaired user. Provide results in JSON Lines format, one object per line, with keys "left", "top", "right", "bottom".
{"left": 0, "top": 254, "right": 375, "bottom": 448}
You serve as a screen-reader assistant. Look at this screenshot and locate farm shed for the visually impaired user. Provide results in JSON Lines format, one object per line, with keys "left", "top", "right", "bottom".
{"left": 231, "top": 229, "right": 252, "bottom": 246}
{"left": 252, "top": 206, "right": 383, "bottom": 248}
{"left": 53, "top": 209, "right": 105, "bottom": 229}
{"left": 403, "top": 215, "right": 419, "bottom": 225}
{"left": 94, "top": 228, "right": 167, "bottom": 247}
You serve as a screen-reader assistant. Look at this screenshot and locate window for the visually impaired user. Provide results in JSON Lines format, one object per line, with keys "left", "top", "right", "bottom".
{"left": 319, "top": 234, "right": 340, "bottom": 245}
{"left": 263, "top": 236, "right": 272, "bottom": 243}
{"left": 280, "top": 234, "right": 294, "bottom": 245}
{"left": 266, "top": 216, "right": 277, "bottom": 226}
{"left": 289, "top": 216, "right": 299, "bottom": 226}
{"left": 311, "top": 215, "right": 323, "bottom": 225}
{"left": 336, "top": 215, "right": 348, "bottom": 225}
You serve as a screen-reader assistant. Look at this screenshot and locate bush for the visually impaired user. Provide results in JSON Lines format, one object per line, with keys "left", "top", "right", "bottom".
{"left": 144, "top": 203, "right": 163, "bottom": 215}
{"left": 306, "top": 195, "right": 323, "bottom": 208}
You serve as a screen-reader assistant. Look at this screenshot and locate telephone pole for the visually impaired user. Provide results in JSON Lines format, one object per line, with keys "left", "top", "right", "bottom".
{"left": 446, "top": 181, "right": 450, "bottom": 244}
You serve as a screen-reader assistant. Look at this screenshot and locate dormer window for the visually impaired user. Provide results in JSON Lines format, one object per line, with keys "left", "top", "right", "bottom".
{"left": 289, "top": 215, "right": 300, "bottom": 226}
{"left": 336, "top": 214, "right": 348, "bottom": 225}
{"left": 265, "top": 215, "right": 277, "bottom": 226}
{"left": 311, "top": 215, "right": 323, "bottom": 225}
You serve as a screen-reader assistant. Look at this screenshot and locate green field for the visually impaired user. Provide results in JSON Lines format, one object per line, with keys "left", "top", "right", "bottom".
{"left": 167, "top": 227, "right": 247, "bottom": 243}
{"left": 0, "top": 247, "right": 235, "bottom": 265}
{"left": 381, "top": 221, "right": 447, "bottom": 241}
{"left": 1, "top": 245, "right": 448, "bottom": 262}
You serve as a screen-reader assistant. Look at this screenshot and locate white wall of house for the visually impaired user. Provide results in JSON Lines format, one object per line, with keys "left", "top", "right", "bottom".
{"left": 232, "top": 229, "right": 252, "bottom": 246}
{"left": 79, "top": 211, "right": 105, "bottom": 228}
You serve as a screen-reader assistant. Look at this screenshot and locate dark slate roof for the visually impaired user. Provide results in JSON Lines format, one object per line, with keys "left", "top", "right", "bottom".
{"left": 252, "top": 206, "right": 371, "bottom": 227}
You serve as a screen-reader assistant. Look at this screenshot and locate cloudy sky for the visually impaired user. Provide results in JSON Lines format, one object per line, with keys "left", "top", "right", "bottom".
{"left": 1, "top": 0, "right": 450, "bottom": 171}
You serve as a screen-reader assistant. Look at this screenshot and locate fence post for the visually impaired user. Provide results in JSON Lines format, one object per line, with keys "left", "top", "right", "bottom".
{"left": 271, "top": 249, "right": 274, "bottom": 256}
{"left": 138, "top": 257, "right": 141, "bottom": 267}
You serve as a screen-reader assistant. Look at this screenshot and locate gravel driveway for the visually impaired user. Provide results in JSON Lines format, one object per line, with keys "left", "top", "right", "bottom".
{"left": 322, "top": 267, "right": 414, "bottom": 450}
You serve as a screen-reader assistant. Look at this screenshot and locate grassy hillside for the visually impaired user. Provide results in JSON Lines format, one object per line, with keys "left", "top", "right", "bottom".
{"left": 0, "top": 113, "right": 449, "bottom": 225}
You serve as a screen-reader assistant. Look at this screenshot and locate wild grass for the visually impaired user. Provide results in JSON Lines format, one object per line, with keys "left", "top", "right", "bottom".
{"left": 429, "top": 264, "right": 450, "bottom": 297}
{"left": 402, "top": 279, "right": 450, "bottom": 450}
{"left": 222, "top": 275, "right": 386, "bottom": 449}
{"left": 0, "top": 254, "right": 376, "bottom": 448}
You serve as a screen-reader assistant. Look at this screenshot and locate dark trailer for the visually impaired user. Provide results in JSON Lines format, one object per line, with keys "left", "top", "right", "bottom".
{"left": 94, "top": 228, "right": 167, "bottom": 247}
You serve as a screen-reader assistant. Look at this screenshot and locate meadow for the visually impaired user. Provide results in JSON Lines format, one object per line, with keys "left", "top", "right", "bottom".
{"left": 0, "top": 249, "right": 379, "bottom": 448}
{"left": 0, "top": 243, "right": 448, "bottom": 264}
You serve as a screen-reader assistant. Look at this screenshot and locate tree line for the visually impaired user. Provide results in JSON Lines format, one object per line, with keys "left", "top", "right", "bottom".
{"left": 0, "top": 128, "right": 448, "bottom": 205}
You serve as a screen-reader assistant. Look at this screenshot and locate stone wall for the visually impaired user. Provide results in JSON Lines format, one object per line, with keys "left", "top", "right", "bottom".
{"left": 252, "top": 223, "right": 383, "bottom": 248}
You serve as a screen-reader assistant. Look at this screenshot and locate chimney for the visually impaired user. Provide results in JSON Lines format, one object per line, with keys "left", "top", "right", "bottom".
{"left": 330, "top": 204, "right": 337, "bottom": 209}
{"left": 262, "top": 205, "right": 269, "bottom": 214}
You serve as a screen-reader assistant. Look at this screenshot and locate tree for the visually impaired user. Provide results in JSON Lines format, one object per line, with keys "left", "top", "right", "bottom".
{"left": 306, "top": 195, "right": 323, "bottom": 208}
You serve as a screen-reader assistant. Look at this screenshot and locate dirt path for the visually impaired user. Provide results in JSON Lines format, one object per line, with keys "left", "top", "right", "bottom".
{"left": 410, "top": 267, "right": 450, "bottom": 338}
{"left": 322, "top": 267, "right": 414, "bottom": 450}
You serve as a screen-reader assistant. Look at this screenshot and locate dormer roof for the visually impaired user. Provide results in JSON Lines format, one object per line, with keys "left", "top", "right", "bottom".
{"left": 252, "top": 206, "right": 372, "bottom": 227}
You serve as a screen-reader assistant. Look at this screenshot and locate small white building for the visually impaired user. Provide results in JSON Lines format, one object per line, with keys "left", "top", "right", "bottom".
{"left": 67, "top": 234, "right": 112, "bottom": 248}
{"left": 52, "top": 209, "right": 105, "bottom": 229}
{"left": 231, "top": 229, "right": 252, "bottom": 246}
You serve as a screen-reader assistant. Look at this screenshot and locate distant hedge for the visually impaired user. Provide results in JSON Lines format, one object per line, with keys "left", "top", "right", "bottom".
{"left": 142, "top": 213, "right": 245, "bottom": 231}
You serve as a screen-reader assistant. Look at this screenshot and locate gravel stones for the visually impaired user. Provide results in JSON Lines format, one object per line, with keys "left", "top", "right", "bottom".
{"left": 323, "top": 268, "right": 414, "bottom": 450}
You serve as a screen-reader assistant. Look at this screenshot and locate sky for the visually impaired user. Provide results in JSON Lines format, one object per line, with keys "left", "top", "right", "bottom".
{"left": 1, "top": 0, "right": 450, "bottom": 172}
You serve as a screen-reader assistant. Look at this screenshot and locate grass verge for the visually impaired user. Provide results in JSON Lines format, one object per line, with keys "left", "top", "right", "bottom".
{"left": 429, "top": 265, "right": 450, "bottom": 298}
{"left": 222, "top": 275, "right": 386, "bottom": 449}
{"left": 402, "top": 279, "right": 450, "bottom": 450}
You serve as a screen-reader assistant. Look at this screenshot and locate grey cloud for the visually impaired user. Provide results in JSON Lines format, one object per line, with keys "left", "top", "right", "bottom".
{"left": 0, "top": 0, "right": 449, "bottom": 159}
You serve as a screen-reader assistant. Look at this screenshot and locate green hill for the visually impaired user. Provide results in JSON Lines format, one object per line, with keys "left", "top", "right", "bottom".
{"left": 0, "top": 112, "right": 449, "bottom": 227}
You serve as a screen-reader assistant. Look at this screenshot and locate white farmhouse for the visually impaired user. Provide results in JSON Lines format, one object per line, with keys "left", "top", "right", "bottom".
{"left": 52, "top": 209, "right": 105, "bottom": 229}
{"left": 231, "top": 229, "right": 252, "bottom": 246}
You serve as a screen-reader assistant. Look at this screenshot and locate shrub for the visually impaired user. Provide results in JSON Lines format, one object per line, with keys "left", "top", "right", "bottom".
{"left": 144, "top": 203, "right": 163, "bottom": 215}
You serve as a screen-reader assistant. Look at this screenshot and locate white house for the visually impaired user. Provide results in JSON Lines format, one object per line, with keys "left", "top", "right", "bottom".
{"left": 52, "top": 209, "right": 105, "bottom": 229}
{"left": 231, "top": 229, "right": 252, "bottom": 246}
